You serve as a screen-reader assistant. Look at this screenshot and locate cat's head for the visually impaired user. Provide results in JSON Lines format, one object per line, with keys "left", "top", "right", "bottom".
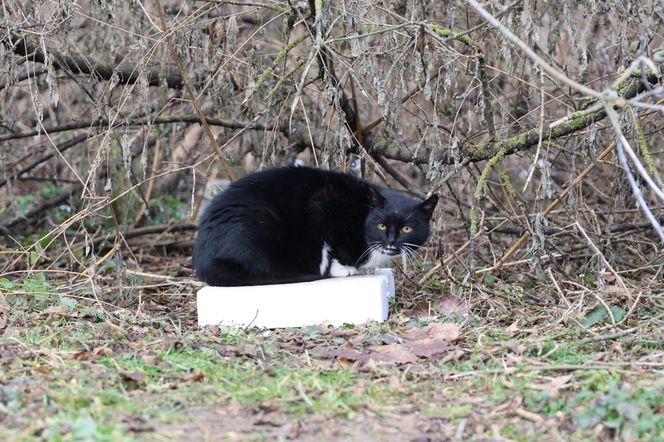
{"left": 361, "top": 189, "right": 438, "bottom": 267}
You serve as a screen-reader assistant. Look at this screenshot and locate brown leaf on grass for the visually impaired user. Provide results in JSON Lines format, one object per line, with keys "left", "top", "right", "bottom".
{"left": 188, "top": 371, "right": 205, "bottom": 382}
{"left": 331, "top": 328, "right": 359, "bottom": 338}
{"left": 438, "top": 294, "right": 470, "bottom": 317}
{"left": 0, "top": 293, "right": 9, "bottom": 331}
{"left": 528, "top": 375, "right": 573, "bottom": 398}
{"left": 139, "top": 353, "right": 157, "bottom": 365}
{"left": 404, "top": 300, "right": 433, "bottom": 318}
{"left": 120, "top": 371, "right": 146, "bottom": 390}
{"left": 439, "top": 348, "right": 466, "bottom": 364}
{"left": 326, "top": 348, "right": 369, "bottom": 363}
{"left": 121, "top": 371, "right": 145, "bottom": 382}
{"left": 35, "top": 365, "right": 51, "bottom": 374}
{"left": 326, "top": 345, "right": 418, "bottom": 365}
{"left": 398, "top": 323, "right": 460, "bottom": 361}
{"left": 368, "top": 344, "right": 418, "bottom": 364}
{"left": 506, "top": 320, "right": 520, "bottom": 336}
{"left": 402, "top": 322, "right": 460, "bottom": 342}
{"left": 504, "top": 341, "right": 526, "bottom": 355}
{"left": 404, "top": 338, "right": 450, "bottom": 360}
{"left": 73, "top": 346, "right": 111, "bottom": 360}
{"left": 325, "top": 322, "right": 461, "bottom": 366}
{"left": 216, "top": 344, "right": 257, "bottom": 358}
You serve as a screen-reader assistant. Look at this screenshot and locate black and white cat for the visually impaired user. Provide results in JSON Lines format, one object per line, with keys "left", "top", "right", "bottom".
{"left": 193, "top": 166, "right": 438, "bottom": 286}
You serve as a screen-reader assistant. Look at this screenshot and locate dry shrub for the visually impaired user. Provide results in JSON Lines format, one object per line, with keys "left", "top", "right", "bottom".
{"left": 0, "top": 1, "right": 662, "bottom": 318}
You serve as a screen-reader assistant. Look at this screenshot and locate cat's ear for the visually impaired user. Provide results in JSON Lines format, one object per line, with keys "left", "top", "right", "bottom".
{"left": 418, "top": 194, "right": 439, "bottom": 218}
{"left": 369, "top": 187, "right": 386, "bottom": 207}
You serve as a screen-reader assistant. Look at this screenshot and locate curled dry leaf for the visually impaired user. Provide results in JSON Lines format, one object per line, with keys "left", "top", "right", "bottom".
{"left": 438, "top": 294, "right": 470, "bottom": 317}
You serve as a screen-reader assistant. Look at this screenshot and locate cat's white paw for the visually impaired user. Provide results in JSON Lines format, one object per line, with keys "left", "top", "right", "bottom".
{"left": 328, "top": 259, "right": 358, "bottom": 277}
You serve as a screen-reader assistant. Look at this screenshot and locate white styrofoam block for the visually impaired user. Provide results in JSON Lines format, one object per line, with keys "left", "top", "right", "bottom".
{"left": 197, "top": 268, "right": 394, "bottom": 328}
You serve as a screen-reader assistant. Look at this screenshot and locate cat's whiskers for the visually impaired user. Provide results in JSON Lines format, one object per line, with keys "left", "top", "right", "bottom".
{"left": 363, "top": 247, "right": 378, "bottom": 269}
{"left": 400, "top": 244, "right": 419, "bottom": 271}
{"left": 370, "top": 244, "right": 386, "bottom": 268}
{"left": 400, "top": 249, "right": 412, "bottom": 270}
{"left": 356, "top": 242, "right": 382, "bottom": 268}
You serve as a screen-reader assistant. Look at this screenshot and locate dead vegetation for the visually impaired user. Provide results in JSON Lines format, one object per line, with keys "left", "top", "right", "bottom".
{"left": 1, "top": 0, "right": 663, "bottom": 440}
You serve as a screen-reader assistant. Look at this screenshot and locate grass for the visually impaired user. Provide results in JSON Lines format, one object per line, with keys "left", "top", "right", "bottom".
{"left": 1, "top": 274, "right": 663, "bottom": 441}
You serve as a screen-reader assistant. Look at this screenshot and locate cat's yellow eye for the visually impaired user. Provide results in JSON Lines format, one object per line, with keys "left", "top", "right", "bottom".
{"left": 402, "top": 226, "right": 413, "bottom": 233}
{"left": 377, "top": 223, "right": 387, "bottom": 231}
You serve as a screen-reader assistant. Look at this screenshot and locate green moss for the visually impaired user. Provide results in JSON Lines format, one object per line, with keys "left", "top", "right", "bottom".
{"left": 266, "top": 57, "right": 308, "bottom": 103}
{"left": 243, "top": 34, "right": 307, "bottom": 104}
{"left": 425, "top": 23, "right": 482, "bottom": 51}
{"left": 629, "top": 107, "right": 662, "bottom": 183}
{"left": 471, "top": 146, "right": 508, "bottom": 235}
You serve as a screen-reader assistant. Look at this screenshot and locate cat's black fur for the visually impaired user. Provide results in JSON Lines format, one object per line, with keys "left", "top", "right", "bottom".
{"left": 193, "top": 167, "right": 438, "bottom": 286}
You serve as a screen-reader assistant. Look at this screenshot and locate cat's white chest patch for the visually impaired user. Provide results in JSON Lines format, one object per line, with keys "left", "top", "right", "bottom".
{"left": 319, "top": 243, "right": 331, "bottom": 275}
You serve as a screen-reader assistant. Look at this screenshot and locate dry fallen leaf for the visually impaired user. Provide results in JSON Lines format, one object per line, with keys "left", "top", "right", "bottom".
{"left": 327, "top": 344, "right": 418, "bottom": 365}
{"left": 402, "top": 322, "right": 460, "bottom": 342}
{"left": 73, "top": 346, "right": 111, "bottom": 360}
{"left": 504, "top": 340, "right": 526, "bottom": 355}
{"left": 506, "top": 320, "right": 520, "bottom": 336}
{"left": 404, "top": 300, "right": 433, "bottom": 318}
{"left": 368, "top": 343, "right": 418, "bottom": 364}
{"left": 438, "top": 294, "right": 470, "bottom": 317}
{"left": 528, "top": 375, "right": 573, "bottom": 398}
{"left": 120, "top": 371, "right": 146, "bottom": 390}
{"left": 404, "top": 338, "right": 449, "bottom": 359}
{"left": 325, "top": 322, "right": 461, "bottom": 366}
{"left": 326, "top": 348, "right": 366, "bottom": 362}
{"left": 189, "top": 371, "right": 205, "bottom": 382}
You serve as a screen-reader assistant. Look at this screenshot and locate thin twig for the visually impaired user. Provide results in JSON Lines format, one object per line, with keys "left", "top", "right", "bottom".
{"left": 491, "top": 142, "right": 617, "bottom": 271}
{"left": 465, "top": 0, "right": 609, "bottom": 101}
{"left": 154, "top": 0, "right": 234, "bottom": 181}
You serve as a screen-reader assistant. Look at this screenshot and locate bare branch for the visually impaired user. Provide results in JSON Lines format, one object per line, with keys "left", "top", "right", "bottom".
{"left": 7, "top": 33, "right": 185, "bottom": 89}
